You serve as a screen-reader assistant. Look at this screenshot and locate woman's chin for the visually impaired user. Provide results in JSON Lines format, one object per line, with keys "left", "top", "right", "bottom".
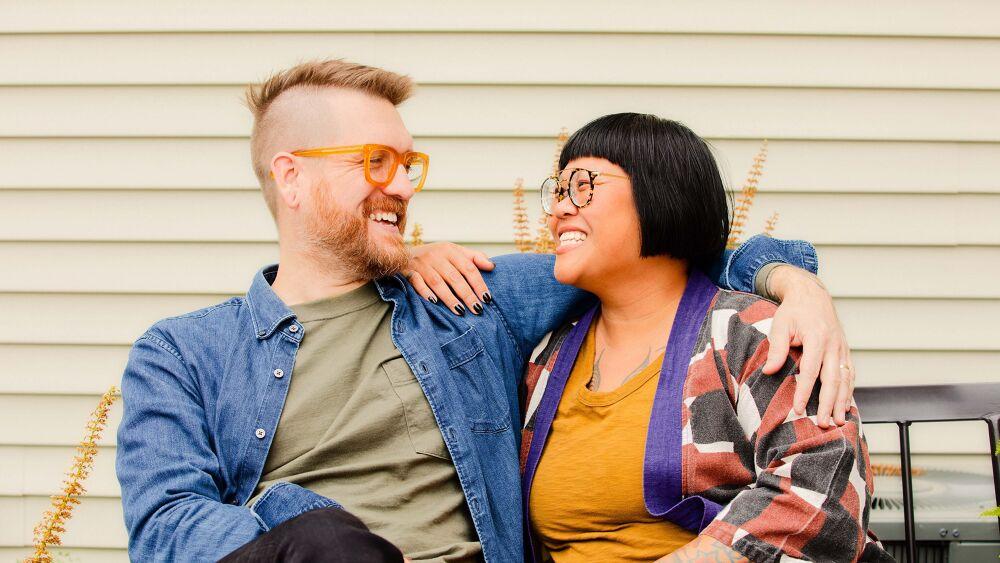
{"left": 553, "top": 257, "right": 584, "bottom": 287}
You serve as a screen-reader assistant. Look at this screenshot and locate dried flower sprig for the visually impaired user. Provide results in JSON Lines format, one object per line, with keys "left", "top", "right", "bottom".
{"left": 727, "top": 140, "right": 769, "bottom": 250}
{"left": 763, "top": 212, "right": 780, "bottom": 237}
{"left": 27, "top": 386, "right": 121, "bottom": 563}
{"left": 512, "top": 178, "right": 533, "bottom": 252}
{"left": 551, "top": 127, "right": 569, "bottom": 176}
{"left": 408, "top": 223, "right": 424, "bottom": 247}
{"left": 533, "top": 214, "right": 556, "bottom": 254}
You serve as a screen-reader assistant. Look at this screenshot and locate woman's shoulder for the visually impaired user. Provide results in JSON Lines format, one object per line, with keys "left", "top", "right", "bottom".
{"left": 527, "top": 315, "right": 582, "bottom": 368}
{"left": 707, "top": 288, "right": 779, "bottom": 333}
{"left": 700, "top": 289, "right": 780, "bottom": 369}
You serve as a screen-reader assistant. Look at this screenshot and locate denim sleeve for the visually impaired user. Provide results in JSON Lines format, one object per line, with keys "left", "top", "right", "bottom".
{"left": 705, "top": 235, "right": 819, "bottom": 294}
{"left": 116, "top": 333, "right": 331, "bottom": 561}
{"left": 250, "top": 481, "right": 342, "bottom": 531}
{"left": 483, "top": 253, "right": 596, "bottom": 362}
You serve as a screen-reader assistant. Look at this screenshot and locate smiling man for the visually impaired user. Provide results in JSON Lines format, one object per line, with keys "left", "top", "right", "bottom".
{"left": 116, "top": 59, "right": 853, "bottom": 562}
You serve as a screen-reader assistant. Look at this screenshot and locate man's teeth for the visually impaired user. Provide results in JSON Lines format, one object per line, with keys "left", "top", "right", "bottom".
{"left": 559, "top": 231, "right": 587, "bottom": 243}
{"left": 368, "top": 212, "right": 399, "bottom": 224}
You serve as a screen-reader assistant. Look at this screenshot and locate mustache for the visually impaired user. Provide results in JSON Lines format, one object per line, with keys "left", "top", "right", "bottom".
{"left": 362, "top": 197, "right": 407, "bottom": 220}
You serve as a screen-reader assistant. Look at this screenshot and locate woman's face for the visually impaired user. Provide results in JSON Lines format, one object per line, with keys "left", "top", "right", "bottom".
{"left": 547, "top": 157, "right": 644, "bottom": 290}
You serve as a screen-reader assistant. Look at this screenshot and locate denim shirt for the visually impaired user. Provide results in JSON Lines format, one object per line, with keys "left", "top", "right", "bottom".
{"left": 116, "top": 235, "right": 817, "bottom": 562}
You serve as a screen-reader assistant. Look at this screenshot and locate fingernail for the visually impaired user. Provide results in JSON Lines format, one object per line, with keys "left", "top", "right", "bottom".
{"left": 429, "top": 296, "right": 438, "bottom": 304}
{"left": 454, "top": 304, "right": 466, "bottom": 316}
{"left": 482, "top": 292, "right": 493, "bottom": 304}
{"left": 472, "top": 303, "right": 483, "bottom": 315}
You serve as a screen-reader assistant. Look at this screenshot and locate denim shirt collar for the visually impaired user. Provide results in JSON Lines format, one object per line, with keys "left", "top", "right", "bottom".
{"left": 245, "top": 264, "right": 409, "bottom": 340}
{"left": 245, "top": 265, "right": 297, "bottom": 340}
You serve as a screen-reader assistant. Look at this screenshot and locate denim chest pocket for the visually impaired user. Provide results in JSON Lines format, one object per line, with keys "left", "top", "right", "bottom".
{"left": 382, "top": 358, "right": 451, "bottom": 460}
{"left": 440, "top": 327, "right": 511, "bottom": 433}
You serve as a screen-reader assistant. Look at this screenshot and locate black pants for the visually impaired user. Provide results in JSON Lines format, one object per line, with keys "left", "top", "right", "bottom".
{"left": 219, "top": 507, "right": 404, "bottom": 563}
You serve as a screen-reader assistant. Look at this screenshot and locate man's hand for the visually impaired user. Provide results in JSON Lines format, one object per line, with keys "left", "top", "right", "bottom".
{"left": 762, "top": 265, "right": 855, "bottom": 428}
{"left": 405, "top": 242, "right": 495, "bottom": 316}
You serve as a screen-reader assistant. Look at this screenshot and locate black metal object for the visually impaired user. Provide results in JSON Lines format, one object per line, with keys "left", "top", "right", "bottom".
{"left": 855, "top": 383, "right": 1000, "bottom": 563}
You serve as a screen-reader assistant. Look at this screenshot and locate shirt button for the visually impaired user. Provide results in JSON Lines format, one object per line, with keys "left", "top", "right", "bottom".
{"left": 273, "top": 368, "right": 284, "bottom": 379}
{"left": 255, "top": 428, "right": 266, "bottom": 439}
{"left": 289, "top": 324, "right": 299, "bottom": 333}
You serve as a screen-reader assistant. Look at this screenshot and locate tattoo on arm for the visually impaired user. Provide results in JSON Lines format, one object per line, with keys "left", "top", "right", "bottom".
{"left": 656, "top": 536, "right": 750, "bottom": 563}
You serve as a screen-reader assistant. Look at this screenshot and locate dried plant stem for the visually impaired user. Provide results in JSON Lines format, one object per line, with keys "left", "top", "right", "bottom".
{"left": 27, "top": 386, "right": 120, "bottom": 563}
{"left": 408, "top": 223, "right": 424, "bottom": 247}
{"left": 727, "top": 140, "right": 768, "bottom": 250}
{"left": 512, "top": 178, "right": 533, "bottom": 252}
{"left": 763, "top": 212, "right": 780, "bottom": 237}
{"left": 551, "top": 127, "right": 569, "bottom": 176}
{"left": 533, "top": 214, "right": 556, "bottom": 254}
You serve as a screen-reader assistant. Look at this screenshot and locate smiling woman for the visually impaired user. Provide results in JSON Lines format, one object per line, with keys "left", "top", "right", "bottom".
{"left": 520, "top": 113, "right": 892, "bottom": 562}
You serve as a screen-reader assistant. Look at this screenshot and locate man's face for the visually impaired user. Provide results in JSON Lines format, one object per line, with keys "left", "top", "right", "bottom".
{"left": 285, "top": 89, "right": 417, "bottom": 280}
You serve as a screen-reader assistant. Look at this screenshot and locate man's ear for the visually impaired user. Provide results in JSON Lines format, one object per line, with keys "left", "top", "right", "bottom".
{"left": 271, "top": 152, "right": 303, "bottom": 210}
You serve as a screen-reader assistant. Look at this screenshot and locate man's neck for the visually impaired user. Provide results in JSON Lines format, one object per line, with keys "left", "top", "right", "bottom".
{"left": 591, "top": 257, "right": 688, "bottom": 349}
{"left": 270, "top": 243, "right": 368, "bottom": 307}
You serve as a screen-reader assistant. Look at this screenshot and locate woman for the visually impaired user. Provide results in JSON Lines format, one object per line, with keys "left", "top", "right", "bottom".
{"left": 516, "top": 114, "right": 890, "bottom": 562}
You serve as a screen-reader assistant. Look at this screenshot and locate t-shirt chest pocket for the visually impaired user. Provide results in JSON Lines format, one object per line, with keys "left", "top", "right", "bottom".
{"left": 381, "top": 358, "right": 451, "bottom": 460}
{"left": 440, "top": 327, "right": 511, "bottom": 433}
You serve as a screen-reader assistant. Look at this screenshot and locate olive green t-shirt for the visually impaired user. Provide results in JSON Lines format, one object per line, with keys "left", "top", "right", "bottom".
{"left": 251, "top": 283, "right": 481, "bottom": 562}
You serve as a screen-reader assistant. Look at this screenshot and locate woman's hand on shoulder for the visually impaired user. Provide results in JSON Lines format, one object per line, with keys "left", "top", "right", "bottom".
{"left": 760, "top": 265, "right": 855, "bottom": 429}
{"left": 404, "top": 242, "right": 495, "bottom": 316}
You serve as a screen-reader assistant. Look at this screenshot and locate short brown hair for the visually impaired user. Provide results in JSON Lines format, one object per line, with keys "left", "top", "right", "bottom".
{"left": 245, "top": 59, "right": 414, "bottom": 216}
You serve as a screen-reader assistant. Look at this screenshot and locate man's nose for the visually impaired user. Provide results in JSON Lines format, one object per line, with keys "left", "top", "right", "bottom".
{"left": 382, "top": 164, "right": 416, "bottom": 201}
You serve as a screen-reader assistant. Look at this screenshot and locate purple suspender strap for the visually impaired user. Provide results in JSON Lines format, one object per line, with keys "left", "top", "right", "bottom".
{"left": 643, "top": 269, "right": 723, "bottom": 531}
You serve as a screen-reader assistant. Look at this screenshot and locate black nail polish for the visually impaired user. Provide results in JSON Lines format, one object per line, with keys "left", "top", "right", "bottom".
{"left": 429, "top": 295, "right": 438, "bottom": 304}
{"left": 482, "top": 292, "right": 493, "bottom": 304}
{"left": 454, "top": 304, "right": 466, "bottom": 316}
{"left": 472, "top": 303, "right": 484, "bottom": 315}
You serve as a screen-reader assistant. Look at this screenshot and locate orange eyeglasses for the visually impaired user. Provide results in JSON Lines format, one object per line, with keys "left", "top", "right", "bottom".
{"left": 280, "top": 144, "right": 430, "bottom": 192}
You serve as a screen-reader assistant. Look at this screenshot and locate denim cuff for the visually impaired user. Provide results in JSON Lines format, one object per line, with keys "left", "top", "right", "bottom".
{"left": 250, "top": 481, "right": 342, "bottom": 532}
{"left": 723, "top": 235, "right": 819, "bottom": 294}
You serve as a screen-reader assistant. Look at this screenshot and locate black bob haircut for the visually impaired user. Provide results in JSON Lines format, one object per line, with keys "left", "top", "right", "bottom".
{"left": 559, "top": 113, "right": 730, "bottom": 270}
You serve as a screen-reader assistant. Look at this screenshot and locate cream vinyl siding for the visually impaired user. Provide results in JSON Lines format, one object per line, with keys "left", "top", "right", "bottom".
{"left": 2, "top": 1, "right": 998, "bottom": 558}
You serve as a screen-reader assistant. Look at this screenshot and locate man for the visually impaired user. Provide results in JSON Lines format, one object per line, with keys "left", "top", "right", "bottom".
{"left": 117, "top": 59, "right": 853, "bottom": 562}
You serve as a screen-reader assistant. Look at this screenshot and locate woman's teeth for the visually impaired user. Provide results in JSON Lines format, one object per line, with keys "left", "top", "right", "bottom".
{"left": 559, "top": 231, "right": 587, "bottom": 244}
{"left": 369, "top": 211, "right": 398, "bottom": 225}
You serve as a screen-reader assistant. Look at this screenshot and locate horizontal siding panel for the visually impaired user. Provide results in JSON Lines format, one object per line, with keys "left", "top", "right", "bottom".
{"left": 4, "top": 396, "right": 990, "bottom": 454}
{"left": 3, "top": 138, "right": 999, "bottom": 194}
{"left": 4, "top": 1, "right": 1000, "bottom": 37}
{"left": 0, "top": 293, "right": 994, "bottom": 350}
{"left": 0, "top": 344, "right": 127, "bottom": 395}
{"left": 0, "top": 189, "right": 995, "bottom": 245}
{"left": 3, "top": 85, "right": 1000, "bottom": 141}
{"left": 1, "top": 242, "right": 998, "bottom": 299}
{"left": 5, "top": 33, "right": 1000, "bottom": 90}
{"left": 5, "top": 340, "right": 998, "bottom": 395}
{"left": 0, "top": 446, "right": 119, "bottom": 497}
{"left": 1, "top": 495, "right": 126, "bottom": 548}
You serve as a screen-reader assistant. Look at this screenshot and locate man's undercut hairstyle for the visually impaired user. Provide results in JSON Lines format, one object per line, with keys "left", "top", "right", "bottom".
{"left": 245, "top": 58, "right": 414, "bottom": 216}
{"left": 559, "top": 113, "right": 730, "bottom": 270}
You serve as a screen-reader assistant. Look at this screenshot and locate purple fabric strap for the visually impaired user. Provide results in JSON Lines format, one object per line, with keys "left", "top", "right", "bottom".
{"left": 520, "top": 306, "right": 597, "bottom": 562}
{"left": 643, "top": 269, "right": 722, "bottom": 530}
{"left": 520, "top": 271, "right": 722, "bottom": 561}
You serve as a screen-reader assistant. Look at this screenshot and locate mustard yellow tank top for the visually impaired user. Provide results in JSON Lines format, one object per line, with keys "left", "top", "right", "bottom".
{"left": 528, "top": 324, "right": 696, "bottom": 562}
